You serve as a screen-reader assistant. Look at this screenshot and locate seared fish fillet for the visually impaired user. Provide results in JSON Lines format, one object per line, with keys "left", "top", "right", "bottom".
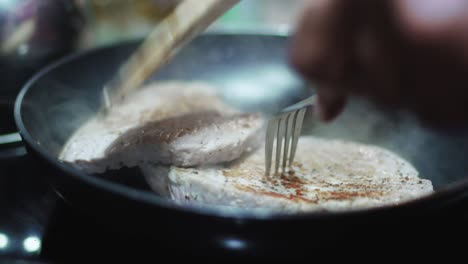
{"left": 59, "top": 81, "right": 265, "bottom": 173}
{"left": 141, "top": 136, "right": 433, "bottom": 213}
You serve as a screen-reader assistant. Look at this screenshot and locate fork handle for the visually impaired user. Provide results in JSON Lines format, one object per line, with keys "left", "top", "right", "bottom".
{"left": 280, "top": 95, "right": 316, "bottom": 114}
{"left": 102, "top": 0, "right": 240, "bottom": 110}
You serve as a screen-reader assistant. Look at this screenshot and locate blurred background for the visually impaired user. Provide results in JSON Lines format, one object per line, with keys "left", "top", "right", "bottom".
{"left": 0, "top": 0, "right": 306, "bottom": 135}
{"left": 77, "top": 0, "right": 305, "bottom": 48}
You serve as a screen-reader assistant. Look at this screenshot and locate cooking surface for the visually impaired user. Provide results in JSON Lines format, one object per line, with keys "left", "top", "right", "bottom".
{"left": 0, "top": 144, "right": 468, "bottom": 262}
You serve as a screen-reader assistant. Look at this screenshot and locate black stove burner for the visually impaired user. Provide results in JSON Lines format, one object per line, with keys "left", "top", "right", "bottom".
{"left": 0, "top": 145, "right": 203, "bottom": 262}
{"left": 0, "top": 91, "right": 20, "bottom": 135}
{"left": 0, "top": 146, "right": 52, "bottom": 261}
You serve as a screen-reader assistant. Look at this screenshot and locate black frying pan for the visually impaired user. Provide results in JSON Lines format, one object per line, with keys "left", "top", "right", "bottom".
{"left": 13, "top": 33, "right": 468, "bottom": 256}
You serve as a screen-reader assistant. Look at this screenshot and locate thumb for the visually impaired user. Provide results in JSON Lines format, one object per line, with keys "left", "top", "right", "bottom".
{"left": 315, "top": 85, "right": 347, "bottom": 122}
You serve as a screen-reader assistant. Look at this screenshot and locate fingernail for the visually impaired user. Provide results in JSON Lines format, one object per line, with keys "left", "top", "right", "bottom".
{"left": 315, "top": 98, "right": 326, "bottom": 121}
{"left": 315, "top": 89, "right": 347, "bottom": 122}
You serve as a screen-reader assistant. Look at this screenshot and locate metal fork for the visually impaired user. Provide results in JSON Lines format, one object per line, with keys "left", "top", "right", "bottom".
{"left": 265, "top": 95, "right": 316, "bottom": 176}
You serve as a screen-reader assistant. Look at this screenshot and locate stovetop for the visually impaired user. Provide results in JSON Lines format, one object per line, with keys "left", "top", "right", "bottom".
{"left": 0, "top": 139, "right": 46, "bottom": 257}
{"left": 0, "top": 139, "right": 181, "bottom": 263}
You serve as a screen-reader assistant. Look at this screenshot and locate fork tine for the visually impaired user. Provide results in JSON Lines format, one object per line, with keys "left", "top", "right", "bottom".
{"left": 275, "top": 116, "right": 286, "bottom": 175}
{"left": 282, "top": 113, "right": 294, "bottom": 173}
{"left": 265, "top": 118, "right": 277, "bottom": 176}
{"left": 289, "top": 108, "right": 307, "bottom": 167}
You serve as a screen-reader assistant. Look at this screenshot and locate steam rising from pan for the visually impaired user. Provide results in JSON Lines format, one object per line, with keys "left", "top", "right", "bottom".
{"left": 304, "top": 96, "right": 468, "bottom": 188}
{"left": 18, "top": 34, "right": 468, "bottom": 195}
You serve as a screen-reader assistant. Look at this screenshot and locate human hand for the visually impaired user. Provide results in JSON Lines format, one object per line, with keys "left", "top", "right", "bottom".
{"left": 290, "top": 0, "right": 468, "bottom": 128}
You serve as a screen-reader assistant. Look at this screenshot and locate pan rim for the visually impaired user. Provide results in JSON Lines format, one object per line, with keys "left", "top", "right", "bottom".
{"left": 13, "top": 32, "right": 468, "bottom": 222}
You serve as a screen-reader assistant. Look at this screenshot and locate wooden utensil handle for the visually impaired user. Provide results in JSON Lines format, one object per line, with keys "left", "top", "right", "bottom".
{"left": 103, "top": 0, "right": 240, "bottom": 109}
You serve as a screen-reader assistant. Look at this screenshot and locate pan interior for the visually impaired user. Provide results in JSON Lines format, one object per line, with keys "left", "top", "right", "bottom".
{"left": 18, "top": 34, "right": 468, "bottom": 215}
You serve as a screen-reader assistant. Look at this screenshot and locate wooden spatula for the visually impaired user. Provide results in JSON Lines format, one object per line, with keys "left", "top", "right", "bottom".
{"left": 101, "top": 0, "right": 240, "bottom": 111}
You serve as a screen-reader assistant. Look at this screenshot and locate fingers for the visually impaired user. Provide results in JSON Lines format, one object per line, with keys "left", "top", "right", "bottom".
{"left": 315, "top": 84, "right": 347, "bottom": 122}
{"left": 289, "top": 0, "right": 351, "bottom": 82}
{"left": 289, "top": 0, "right": 468, "bottom": 129}
{"left": 289, "top": 0, "right": 353, "bottom": 121}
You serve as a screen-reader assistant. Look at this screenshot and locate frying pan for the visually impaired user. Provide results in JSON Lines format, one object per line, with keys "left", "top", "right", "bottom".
{"left": 13, "top": 33, "right": 468, "bottom": 256}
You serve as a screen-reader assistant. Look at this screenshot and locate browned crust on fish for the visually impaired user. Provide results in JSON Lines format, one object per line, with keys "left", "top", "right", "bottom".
{"left": 105, "top": 111, "right": 259, "bottom": 155}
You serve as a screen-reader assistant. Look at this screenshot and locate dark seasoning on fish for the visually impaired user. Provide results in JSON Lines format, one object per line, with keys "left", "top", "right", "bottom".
{"left": 60, "top": 81, "right": 434, "bottom": 213}
{"left": 141, "top": 133, "right": 433, "bottom": 213}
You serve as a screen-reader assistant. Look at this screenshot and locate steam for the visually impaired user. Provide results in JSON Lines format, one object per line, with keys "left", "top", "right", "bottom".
{"left": 39, "top": 80, "right": 468, "bottom": 190}
{"left": 22, "top": 34, "right": 468, "bottom": 193}
{"left": 23, "top": 78, "right": 98, "bottom": 156}
{"left": 303, "top": 96, "right": 468, "bottom": 188}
